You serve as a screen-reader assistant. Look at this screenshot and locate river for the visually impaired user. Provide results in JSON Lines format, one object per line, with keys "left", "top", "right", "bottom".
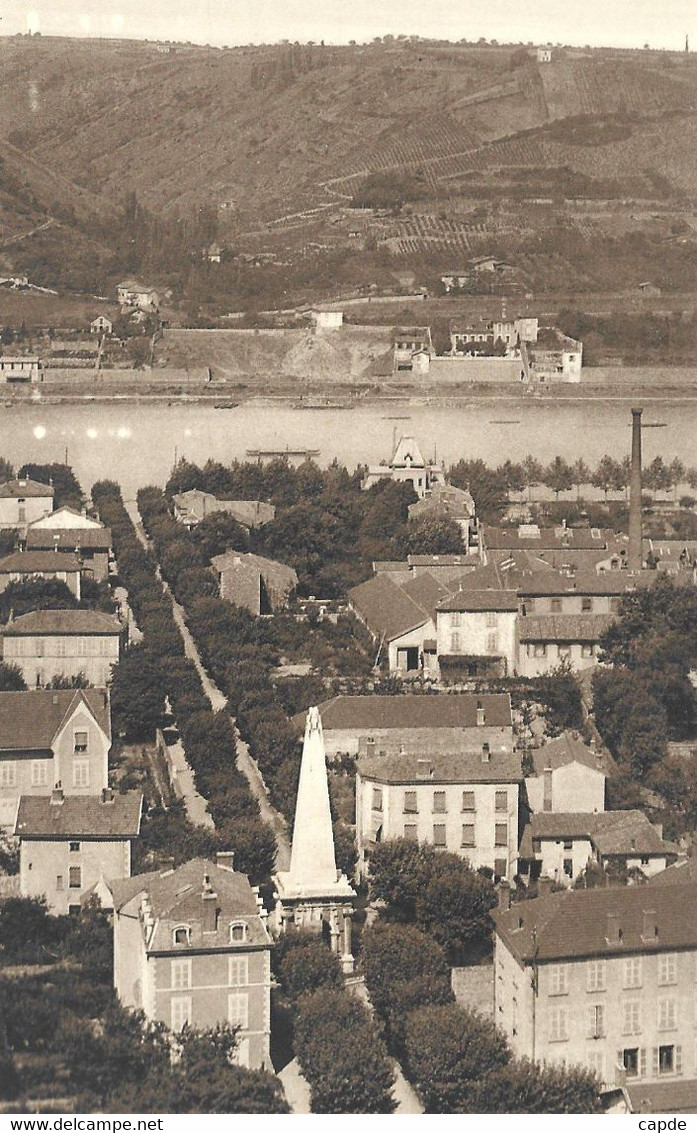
{"left": 0, "top": 399, "right": 695, "bottom": 496}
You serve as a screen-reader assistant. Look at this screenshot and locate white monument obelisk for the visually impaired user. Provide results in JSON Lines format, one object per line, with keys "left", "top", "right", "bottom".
{"left": 273, "top": 707, "right": 355, "bottom": 972}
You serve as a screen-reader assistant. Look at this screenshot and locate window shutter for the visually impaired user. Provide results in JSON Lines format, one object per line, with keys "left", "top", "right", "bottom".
{"left": 652, "top": 1047, "right": 659, "bottom": 1077}
{"left": 640, "top": 1048, "right": 647, "bottom": 1078}
{"left": 587, "top": 1006, "right": 595, "bottom": 1037}
{"left": 676, "top": 1045, "right": 683, "bottom": 1075}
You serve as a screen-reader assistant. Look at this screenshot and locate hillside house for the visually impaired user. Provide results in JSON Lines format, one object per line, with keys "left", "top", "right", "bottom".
{"left": 361, "top": 434, "right": 446, "bottom": 498}
{"left": 492, "top": 317, "right": 539, "bottom": 347}
{"left": 211, "top": 551, "right": 297, "bottom": 615}
{"left": 0, "top": 551, "right": 82, "bottom": 599}
{"left": 109, "top": 856, "right": 272, "bottom": 1069}
{"left": 537, "top": 47, "right": 552, "bottom": 62}
{"left": 441, "top": 271, "right": 471, "bottom": 293}
{"left": 290, "top": 692, "right": 514, "bottom": 761}
{"left": 15, "top": 788, "right": 142, "bottom": 915}
{"left": 0, "top": 688, "right": 111, "bottom": 830}
{"left": 356, "top": 745, "right": 522, "bottom": 880}
{"left": 527, "top": 327, "right": 583, "bottom": 383}
{"left": 25, "top": 526, "right": 112, "bottom": 581}
{"left": 172, "top": 490, "right": 274, "bottom": 531}
{"left": 116, "top": 281, "right": 159, "bottom": 311}
{"left": 2, "top": 609, "right": 123, "bottom": 688}
{"left": 493, "top": 883, "right": 697, "bottom": 1089}
{"left": 90, "top": 316, "right": 113, "bottom": 335}
{"left": 392, "top": 327, "right": 433, "bottom": 372}
{"left": 518, "top": 810, "right": 671, "bottom": 886}
{"left": 312, "top": 309, "right": 344, "bottom": 330}
{"left": 0, "top": 478, "right": 53, "bottom": 529}
{"left": 449, "top": 318, "right": 495, "bottom": 355}
{"left": 0, "top": 357, "right": 42, "bottom": 383}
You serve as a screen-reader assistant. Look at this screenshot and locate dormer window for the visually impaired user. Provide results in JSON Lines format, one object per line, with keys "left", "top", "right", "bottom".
{"left": 230, "top": 922, "right": 247, "bottom": 943}
{"left": 173, "top": 924, "right": 191, "bottom": 946}
{"left": 74, "top": 730, "right": 88, "bottom": 754}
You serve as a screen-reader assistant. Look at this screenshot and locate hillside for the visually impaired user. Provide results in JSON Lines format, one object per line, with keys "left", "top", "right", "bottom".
{"left": 0, "top": 36, "right": 696, "bottom": 309}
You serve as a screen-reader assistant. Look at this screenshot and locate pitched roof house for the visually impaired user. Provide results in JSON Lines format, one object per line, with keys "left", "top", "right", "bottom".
{"left": 0, "top": 551, "right": 82, "bottom": 598}
{"left": 0, "top": 478, "right": 54, "bottom": 529}
{"left": 15, "top": 787, "right": 142, "bottom": 915}
{"left": 2, "top": 609, "right": 123, "bottom": 688}
{"left": 518, "top": 809, "right": 671, "bottom": 885}
{"left": 0, "top": 688, "right": 112, "bottom": 830}
{"left": 109, "top": 855, "right": 272, "bottom": 1069}
{"left": 211, "top": 551, "right": 297, "bottom": 615}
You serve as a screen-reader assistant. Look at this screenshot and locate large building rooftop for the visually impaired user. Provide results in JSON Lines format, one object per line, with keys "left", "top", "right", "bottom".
{"left": 292, "top": 693, "right": 512, "bottom": 734}
{"left": 494, "top": 883, "right": 697, "bottom": 963}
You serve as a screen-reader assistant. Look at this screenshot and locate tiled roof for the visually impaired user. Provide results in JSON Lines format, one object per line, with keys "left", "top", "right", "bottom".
{"left": 648, "top": 856, "right": 697, "bottom": 886}
{"left": 483, "top": 526, "right": 615, "bottom": 551}
{"left": 211, "top": 550, "right": 297, "bottom": 585}
{"left": 409, "top": 487, "right": 476, "bottom": 523}
{"left": 15, "top": 791, "right": 142, "bottom": 838}
{"left": 530, "top": 732, "right": 617, "bottom": 776}
{"left": 438, "top": 590, "right": 519, "bottom": 612}
{"left": 494, "top": 882, "right": 697, "bottom": 962}
{"left": 292, "top": 693, "right": 513, "bottom": 733}
{"left": 518, "top": 613, "right": 614, "bottom": 642}
{"left": 26, "top": 528, "right": 112, "bottom": 550}
{"left": 348, "top": 574, "right": 432, "bottom": 641}
{"left": 0, "top": 551, "right": 81, "bottom": 573}
{"left": 0, "top": 688, "right": 111, "bottom": 752}
{"left": 109, "top": 857, "right": 271, "bottom": 952}
{"left": 373, "top": 561, "right": 411, "bottom": 574}
{"left": 518, "top": 571, "right": 638, "bottom": 596}
{"left": 0, "top": 479, "right": 54, "bottom": 499}
{"left": 400, "top": 571, "right": 453, "bottom": 623}
{"left": 407, "top": 553, "right": 478, "bottom": 567}
{"left": 624, "top": 1079, "right": 697, "bottom": 1114}
{"left": 358, "top": 747, "right": 522, "bottom": 784}
{"left": 523, "top": 810, "right": 666, "bottom": 856}
{"left": 2, "top": 609, "right": 123, "bottom": 636}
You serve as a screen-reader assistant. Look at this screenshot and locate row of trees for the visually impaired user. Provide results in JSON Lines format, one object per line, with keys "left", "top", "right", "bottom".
{"left": 136, "top": 485, "right": 364, "bottom": 857}
{"left": 272, "top": 932, "right": 395, "bottom": 1113}
{"left": 450, "top": 453, "right": 697, "bottom": 517}
{"left": 91, "top": 480, "right": 276, "bottom": 882}
{"left": 361, "top": 921, "right": 601, "bottom": 1113}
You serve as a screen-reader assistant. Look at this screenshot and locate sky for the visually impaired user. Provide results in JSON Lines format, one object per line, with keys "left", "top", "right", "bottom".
{"left": 1, "top": 0, "right": 695, "bottom": 51}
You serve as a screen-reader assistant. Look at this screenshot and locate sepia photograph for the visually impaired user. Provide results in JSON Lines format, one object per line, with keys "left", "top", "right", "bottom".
{"left": 1, "top": 0, "right": 697, "bottom": 1120}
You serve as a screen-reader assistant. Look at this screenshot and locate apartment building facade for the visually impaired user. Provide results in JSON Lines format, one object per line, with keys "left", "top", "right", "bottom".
{"left": 356, "top": 746, "right": 522, "bottom": 880}
{"left": 494, "top": 885, "right": 697, "bottom": 1090}
{"left": 109, "top": 856, "right": 272, "bottom": 1069}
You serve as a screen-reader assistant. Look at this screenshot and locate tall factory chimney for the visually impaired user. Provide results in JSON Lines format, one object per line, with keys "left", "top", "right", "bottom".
{"left": 628, "top": 407, "right": 643, "bottom": 572}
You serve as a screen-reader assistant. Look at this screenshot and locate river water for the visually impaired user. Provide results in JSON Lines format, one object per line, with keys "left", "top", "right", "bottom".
{"left": 0, "top": 399, "right": 695, "bottom": 496}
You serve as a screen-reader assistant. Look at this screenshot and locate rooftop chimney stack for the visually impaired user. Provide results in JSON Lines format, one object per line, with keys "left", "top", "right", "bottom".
{"left": 628, "top": 407, "right": 643, "bottom": 572}
{"left": 543, "top": 766, "right": 553, "bottom": 811}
